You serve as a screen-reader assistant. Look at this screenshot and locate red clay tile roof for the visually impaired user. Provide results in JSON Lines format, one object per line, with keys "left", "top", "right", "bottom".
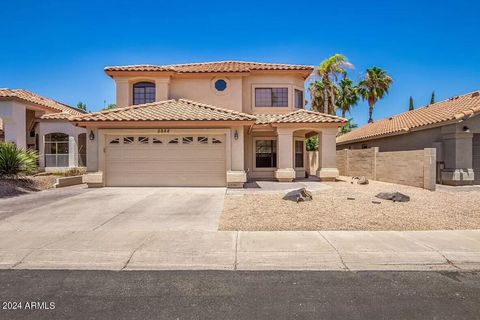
{"left": 255, "top": 110, "right": 346, "bottom": 125}
{"left": 105, "top": 61, "right": 313, "bottom": 74}
{"left": 72, "top": 98, "right": 345, "bottom": 126}
{"left": 72, "top": 99, "right": 257, "bottom": 122}
{"left": 0, "top": 89, "right": 86, "bottom": 117}
{"left": 337, "top": 90, "right": 480, "bottom": 144}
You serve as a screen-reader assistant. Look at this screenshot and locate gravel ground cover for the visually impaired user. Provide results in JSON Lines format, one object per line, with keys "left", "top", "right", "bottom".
{"left": 0, "top": 176, "right": 57, "bottom": 198}
{"left": 219, "top": 177, "right": 480, "bottom": 231}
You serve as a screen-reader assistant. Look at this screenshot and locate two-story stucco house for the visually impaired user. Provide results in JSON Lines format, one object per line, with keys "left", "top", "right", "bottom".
{"left": 71, "top": 61, "right": 346, "bottom": 187}
{"left": 0, "top": 89, "right": 87, "bottom": 171}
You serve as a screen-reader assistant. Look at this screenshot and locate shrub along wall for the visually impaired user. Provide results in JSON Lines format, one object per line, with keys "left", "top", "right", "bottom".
{"left": 308, "top": 147, "right": 437, "bottom": 190}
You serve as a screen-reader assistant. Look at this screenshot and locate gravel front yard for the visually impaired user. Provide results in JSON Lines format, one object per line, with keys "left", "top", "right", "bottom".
{"left": 219, "top": 178, "right": 480, "bottom": 231}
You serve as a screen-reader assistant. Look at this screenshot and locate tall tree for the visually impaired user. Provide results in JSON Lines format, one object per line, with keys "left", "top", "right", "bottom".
{"left": 310, "top": 54, "right": 353, "bottom": 115}
{"left": 336, "top": 78, "right": 359, "bottom": 118}
{"left": 76, "top": 102, "right": 87, "bottom": 112}
{"left": 409, "top": 96, "right": 414, "bottom": 111}
{"left": 430, "top": 91, "right": 436, "bottom": 104}
{"left": 358, "top": 67, "right": 393, "bottom": 123}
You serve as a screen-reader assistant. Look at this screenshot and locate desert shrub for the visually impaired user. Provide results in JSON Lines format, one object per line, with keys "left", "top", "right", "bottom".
{"left": 0, "top": 142, "right": 38, "bottom": 177}
{"left": 63, "top": 167, "right": 86, "bottom": 177}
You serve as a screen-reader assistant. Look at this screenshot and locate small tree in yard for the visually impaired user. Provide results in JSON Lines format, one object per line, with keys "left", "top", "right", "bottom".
{"left": 0, "top": 142, "right": 38, "bottom": 177}
{"left": 430, "top": 91, "right": 436, "bottom": 104}
{"left": 409, "top": 96, "right": 414, "bottom": 111}
{"left": 306, "top": 136, "right": 318, "bottom": 151}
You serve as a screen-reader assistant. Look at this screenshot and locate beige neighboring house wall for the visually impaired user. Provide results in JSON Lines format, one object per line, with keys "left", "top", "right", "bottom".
{"left": 0, "top": 89, "right": 87, "bottom": 171}
{"left": 337, "top": 91, "right": 480, "bottom": 186}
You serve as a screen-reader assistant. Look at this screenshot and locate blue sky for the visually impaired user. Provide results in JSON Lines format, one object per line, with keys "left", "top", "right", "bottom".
{"left": 0, "top": 0, "right": 478, "bottom": 125}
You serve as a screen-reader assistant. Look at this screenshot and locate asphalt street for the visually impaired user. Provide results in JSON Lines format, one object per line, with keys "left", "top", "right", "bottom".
{"left": 0, "top": 270, "right": 479, "bottom": 319}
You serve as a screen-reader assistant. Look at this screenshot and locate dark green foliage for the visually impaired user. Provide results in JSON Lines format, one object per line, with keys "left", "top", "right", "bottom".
{"left": 409, "top": 96, "right": 414, "bottom": 111}
{"left": 0, "top": 142, "right": 38, "bottom": 177}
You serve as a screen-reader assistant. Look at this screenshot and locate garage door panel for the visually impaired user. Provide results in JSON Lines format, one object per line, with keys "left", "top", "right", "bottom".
{"left": 105, "top": 134, "right": 226, "bottom": 187}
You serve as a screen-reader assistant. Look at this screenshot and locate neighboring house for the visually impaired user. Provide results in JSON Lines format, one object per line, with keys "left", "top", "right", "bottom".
{"left": 337, "top": 90, "right": 480, "bottom": 186}
{"left": 0, "top": 89, "right": 87, "bottom": 171}
{"left": 72, "top": 61, "right": 346, "bottom": 187}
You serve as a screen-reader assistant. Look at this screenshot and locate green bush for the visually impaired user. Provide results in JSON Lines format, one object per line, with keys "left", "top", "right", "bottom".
{"left": 64, "top": 167, "right": 86, "bottom": 177}
{"left": 0, "top": 142, "right": 38, "bottom": 177}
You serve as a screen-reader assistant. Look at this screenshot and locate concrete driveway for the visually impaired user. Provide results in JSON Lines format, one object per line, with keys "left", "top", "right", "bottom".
{"left": 0, "top": 186, "right": 226, "bottom": 232}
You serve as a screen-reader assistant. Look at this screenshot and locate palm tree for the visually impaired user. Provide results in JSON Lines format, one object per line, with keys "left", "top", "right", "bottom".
{"left": 358, "top": 67, "right": 393, "bottom": 123}
{"left": 336, "top": 78, "right": 359, "bottom": 118}
{"left": 310, "top": 54, "right": 353, "bottom": 114}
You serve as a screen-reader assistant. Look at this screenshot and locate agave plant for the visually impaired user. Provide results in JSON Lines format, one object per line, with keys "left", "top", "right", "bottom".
{"left": 0, "top": 142, "right": 38, "bottom": 177}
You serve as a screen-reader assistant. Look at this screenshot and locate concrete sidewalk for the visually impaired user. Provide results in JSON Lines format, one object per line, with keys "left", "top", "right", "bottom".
{"left": 1, "top": 230, "right": 479, "bottom": 271}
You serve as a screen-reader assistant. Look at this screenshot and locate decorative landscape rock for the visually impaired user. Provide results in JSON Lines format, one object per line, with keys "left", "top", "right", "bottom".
{"left": 283, "top": 188, "right": 313, "bottom": 203}
{"left": 351, "top": 176, "right": 369, "bottom": 185}
{"left": 375, "top": 192, "right": 410, "bottom": 202}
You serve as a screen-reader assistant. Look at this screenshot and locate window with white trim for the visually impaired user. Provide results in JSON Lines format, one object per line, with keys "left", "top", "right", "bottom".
{"left": 44, "top": 133, "right": 69, "bottom": 167}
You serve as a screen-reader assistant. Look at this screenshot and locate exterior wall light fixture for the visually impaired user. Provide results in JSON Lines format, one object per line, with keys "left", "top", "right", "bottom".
{"left": 234, "top": 130, "right": 239, "bottom": 140}
{"left": 89, "top": 130, "right": 95, "bottom": 141}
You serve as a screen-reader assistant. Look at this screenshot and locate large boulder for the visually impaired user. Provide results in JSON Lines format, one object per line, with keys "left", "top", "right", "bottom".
{"left": 375, "top": 192, "right": 410, "bottom": 202}
{"left": 283, "top": 188, "right": 313, "bottom": 203}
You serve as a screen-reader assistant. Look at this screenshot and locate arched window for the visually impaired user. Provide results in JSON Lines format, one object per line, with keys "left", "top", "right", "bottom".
{"left": 44, "top": 133, "right": 69, "bottom": 167}
{"left": 133, "top": 82, "right": 155, "bottom": 105}
{"left": 78, "top": 133, "right": 87, "bottom": 167}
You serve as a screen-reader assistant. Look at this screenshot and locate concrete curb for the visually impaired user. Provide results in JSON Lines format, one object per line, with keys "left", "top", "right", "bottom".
{"left": 0, "top": 230, "right": 479, "bottom": 271}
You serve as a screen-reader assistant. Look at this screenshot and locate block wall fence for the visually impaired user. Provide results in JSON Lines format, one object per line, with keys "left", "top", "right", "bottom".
{"left": 307, "top": 147, "right": 436, "bottom": 191}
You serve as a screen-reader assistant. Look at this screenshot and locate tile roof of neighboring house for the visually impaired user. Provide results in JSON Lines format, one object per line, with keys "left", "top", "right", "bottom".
{"left": 0, "top": 89, "right": 86, "bottom": 117}
{"left": 255, "top": 110, "right": 346, "bottom": 125}
{"left": 72, "top": 99, "right": 257, "bottom": 122}
{"left": 337, "top": 90, "right": 480, "bottom": 144}
{"left": 104, "top": 61, "right": 314, "bottom": 74}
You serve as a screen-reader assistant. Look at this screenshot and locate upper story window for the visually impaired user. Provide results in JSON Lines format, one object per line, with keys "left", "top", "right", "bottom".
{"left": 255, "top": 88, "right": 288, "bottom": 107}
{"left": 133, "top": 82, "right": 155, "bottom": 105}
{"left": 294, "top": 89, "right": 304, "bottom": 108}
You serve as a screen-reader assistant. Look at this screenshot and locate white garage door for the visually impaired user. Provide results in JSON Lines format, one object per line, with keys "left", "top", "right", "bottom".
{"left": 105, "top": 134, "right": 226, "bottom": 187}
{"left": 474, "top": 134, "right": 480, "bottom": 185}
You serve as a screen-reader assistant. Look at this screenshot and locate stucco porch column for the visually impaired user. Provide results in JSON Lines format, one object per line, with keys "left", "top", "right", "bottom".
{"left": 0, "top": 102, "right": 27, "bottom": 148}
{"left": 227, "top": 126, "right": 247, "bottom": 188}
{"left": 441, "top": 130, "right": 474, "bottom": 185}
{"left": 316, "top": 128, "right": 340, "bottom": 181}
{"left": 275, "top": 127, "right": 296, "bottom": 182}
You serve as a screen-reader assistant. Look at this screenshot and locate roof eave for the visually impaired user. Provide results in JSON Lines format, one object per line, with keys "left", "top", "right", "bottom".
{"left": 336, "top": 117, "right": 469, "bottom": 145}
{"left": 72, "top": 119, "right": 256, "bottom": 128}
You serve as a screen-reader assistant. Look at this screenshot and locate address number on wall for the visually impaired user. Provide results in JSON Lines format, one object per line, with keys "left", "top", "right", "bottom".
{"left": 157, "top": 129, "right": 170, "bottom": 133}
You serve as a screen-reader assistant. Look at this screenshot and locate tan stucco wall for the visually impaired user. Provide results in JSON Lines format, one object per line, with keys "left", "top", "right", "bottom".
{"left": 113, "top": 72, "right": 306, "bottom": 115}
{"left": 242, "top": 74, "right": 305, "bottom": 114}
{"left": 169, "top": 76, "right": 243, "bottom": 112}
{"left": 330, "top": 147, "right": 436, "bottom": 190}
